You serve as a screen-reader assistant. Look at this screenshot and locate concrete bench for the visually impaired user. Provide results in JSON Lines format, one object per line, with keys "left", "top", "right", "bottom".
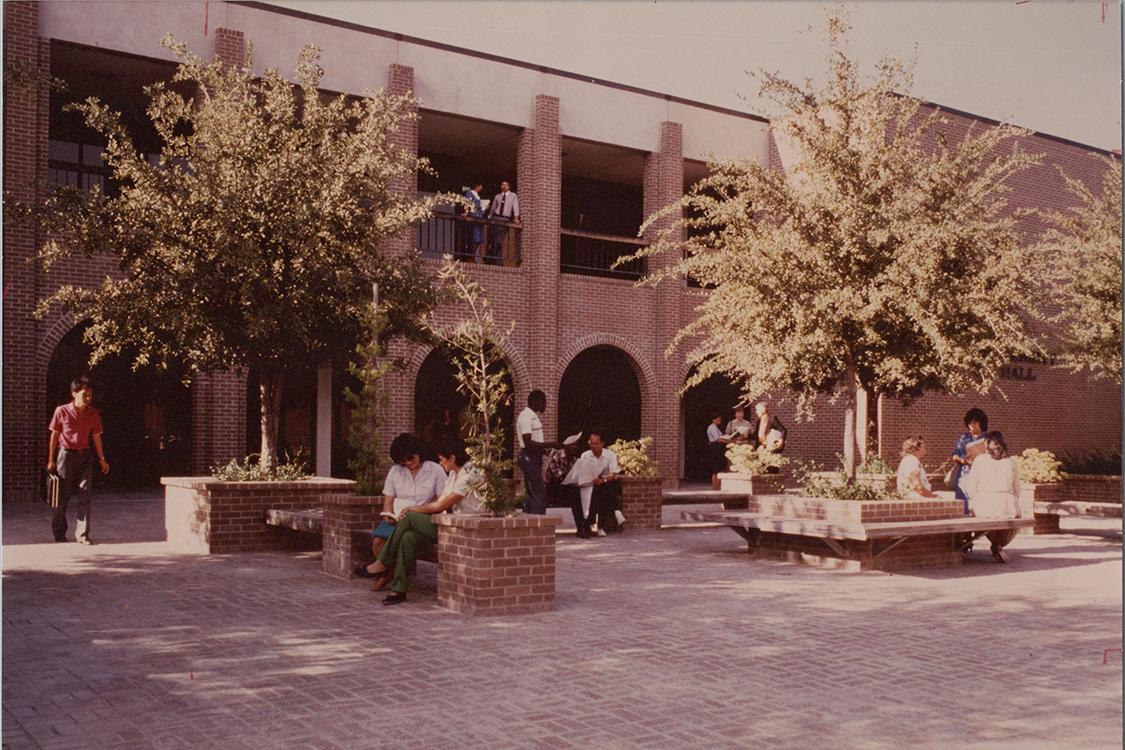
{"left": 682, "top": 509, "right": 1034, "bottom": 570}
{"left": 265, "top": 506, "right": 440, "bottom": 568}
{"left": 1032, "top": 500, "right": 1123, "bottom": 534}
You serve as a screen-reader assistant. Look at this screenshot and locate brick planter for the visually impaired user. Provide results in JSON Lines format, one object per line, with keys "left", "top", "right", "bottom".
{"left": 433, "top": 513, "right": 562, "bottom": 616}
{"left": 717, "top": 473, "right": 787, "bottom": 510}
{"left": 619, "top": 476, "right": 664, "bottom": 531}
{"left": 1029, "top": 475, "right": 1122, "bottom": 534}
{"left": 322, "top": 494, "right": 381, "bottom": 579}
{"left": 162, "top": 476, "right": 353, "bottom": 553}
{"left": 747, "top": 495, "right": 966, "bottom": 571}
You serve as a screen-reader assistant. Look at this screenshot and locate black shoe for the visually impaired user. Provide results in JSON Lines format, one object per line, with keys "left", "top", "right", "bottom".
{"left": 382, "top": 592, "right": 407, "bottom": 606}
{"left": 575, "top": 528, "right": 591, "bottom": 539}
{"left": 54, "top": 536, "right": 67, "bottom": 543}
{"left": 354, "top": 565, "right": 376, "bottom": 578}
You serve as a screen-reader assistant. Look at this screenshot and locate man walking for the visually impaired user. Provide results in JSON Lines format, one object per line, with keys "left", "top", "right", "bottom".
{"left": 46, "top": 376, "right": 109, "bottom": 544}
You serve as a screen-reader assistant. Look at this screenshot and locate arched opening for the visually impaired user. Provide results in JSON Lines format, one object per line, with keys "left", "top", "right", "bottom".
{"left": 681, "top": 370, "right": 745, "bottom": 483}
{"left": 45, "top": 322, "right": 192, "bottom": 489}
{"left": 414, "top": 346, "right": 515, "bottom": 461}
{"left": 557, "top": 345, "right": 642, "bottom": 446}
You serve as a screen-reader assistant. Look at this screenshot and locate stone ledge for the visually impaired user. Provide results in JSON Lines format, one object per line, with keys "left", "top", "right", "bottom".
{"left": 433, "top": 514, "right": 563, "bottom": 530}
{"left": 161, "top": 476, "right": 354, "bottom": 492}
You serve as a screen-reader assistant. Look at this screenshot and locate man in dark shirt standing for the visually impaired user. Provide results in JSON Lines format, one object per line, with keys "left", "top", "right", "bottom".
{"left": 46, "top": 376, "right": 109, "bottom": 544}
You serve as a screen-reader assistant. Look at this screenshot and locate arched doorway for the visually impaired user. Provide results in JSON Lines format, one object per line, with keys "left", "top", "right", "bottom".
{"left": 557, "top": 345, "right": 642, "bottom": 446}
{"left": 414, "top": 346, "right": 515, "bottom": 461}
{"left": 45, "top": 322, "right": 192, "bottom": 489}
{"left": 681, "top": 371, "right": 745, "bottom": 482}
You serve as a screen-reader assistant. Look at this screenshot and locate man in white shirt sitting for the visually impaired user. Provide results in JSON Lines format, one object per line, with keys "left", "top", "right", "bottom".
{"left": 579, "top": 432, "right": 623, "bottom": 536}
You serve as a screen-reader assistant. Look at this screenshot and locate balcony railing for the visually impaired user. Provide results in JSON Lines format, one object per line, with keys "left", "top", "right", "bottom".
{"left": 417, "top": 212, "right": 521, "bottom": 266}
{"left": 559, "top": 229, "right": 647, "bottom": 280}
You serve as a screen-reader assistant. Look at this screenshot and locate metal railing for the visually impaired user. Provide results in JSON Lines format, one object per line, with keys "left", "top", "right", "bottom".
{"left": 417, "top": 213, "right": 522, "bottom": 266}
{"left": 559, "top": 229, "right": 647, "bottom": 280}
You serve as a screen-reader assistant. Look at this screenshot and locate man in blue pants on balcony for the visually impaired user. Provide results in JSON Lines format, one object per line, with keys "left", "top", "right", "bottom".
{"left": 486, "top": 180, "right": 520, "bottom": 264}
{"left": 517, "top": 389, "right": 562, "bottom": 515}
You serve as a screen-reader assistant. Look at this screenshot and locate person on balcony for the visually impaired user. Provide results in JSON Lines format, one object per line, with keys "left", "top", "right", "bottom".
{"left": 464, "top": 182, "right": 486, "bottom": 262}
{"left": 486, "top": 180, "right": 520, "bottom": 264}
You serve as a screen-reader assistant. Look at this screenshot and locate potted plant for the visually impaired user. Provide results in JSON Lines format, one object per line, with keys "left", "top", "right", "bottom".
{"left": 608, "top": 437, "right": 664, "bottom": 531}
{"left": 1014, "top": 448, "right": 1067, "bottom": 534}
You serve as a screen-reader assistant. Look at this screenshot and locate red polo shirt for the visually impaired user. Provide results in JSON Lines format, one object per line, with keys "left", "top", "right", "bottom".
{"left": 48, "top": 402, "right": 104, "bottom": 451}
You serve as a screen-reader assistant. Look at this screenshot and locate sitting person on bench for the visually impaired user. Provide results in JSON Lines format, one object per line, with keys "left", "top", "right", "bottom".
{"left": 368, "top": 439, "right": 482, "bottom": 605}
{"left": 896, "top": 436, "right": 938, "bottom": 499}
{"left": 579, "top": 432, "right": 624, "bottom": 536}
{"left": 963, "top": 430, "right": 1022, "bottom": 564}
{"left": 355, "top": 433, "right": 445, "bottom": 578}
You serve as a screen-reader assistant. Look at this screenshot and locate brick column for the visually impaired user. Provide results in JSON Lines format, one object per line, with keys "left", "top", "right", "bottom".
{"left": 3, "top": 2, "right": 50, "bottom": 503}
{"left": 643, "top": 121, "right": 684, "bottom": 481}
{"left": 189, "top": 371, "right": 248, "bottom": 475}
{"left": 516, "top": 95, "right": 562, "bottom": 436}
{"left": 434, "top": 513, "right": 562, "bottom": 615}
{"left": 214, "top": 28, "right": 245, "bottom": 67}
{"left": 322, "top": 493, "right": 381, "bottom": 578}
{"left": 382, "top": 64, "right": 418, "bottom": 259}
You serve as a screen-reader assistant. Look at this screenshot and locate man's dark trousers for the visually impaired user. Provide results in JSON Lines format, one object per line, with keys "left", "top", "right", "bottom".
{"left": 54, "top": 448, "right": 93, "bottom": 542}
{"left": 518, "top": 449, "right": 547, "bottom": 515}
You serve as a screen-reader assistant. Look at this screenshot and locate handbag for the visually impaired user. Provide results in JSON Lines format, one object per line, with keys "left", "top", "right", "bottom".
{"left": 44, "top": 470, "right": 61, "bottom": 509}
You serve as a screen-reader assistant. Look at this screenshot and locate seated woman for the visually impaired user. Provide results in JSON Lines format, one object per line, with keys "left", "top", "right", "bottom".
{"left": 368, "top": 439, "right": 483, "bottom": 605}
{"left": 963, "top": 430, "right": 1022, "bottom": 564}
{"left": 355, "top": 433, "right": 445, "bottom": 578}
{"left": 896, "top": 435, "right": 938, "bottom": 499}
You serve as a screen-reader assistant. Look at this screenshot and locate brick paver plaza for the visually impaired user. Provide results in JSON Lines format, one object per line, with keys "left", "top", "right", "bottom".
{"left": 3, "top": 495, "right": 1121, "bottom": 749}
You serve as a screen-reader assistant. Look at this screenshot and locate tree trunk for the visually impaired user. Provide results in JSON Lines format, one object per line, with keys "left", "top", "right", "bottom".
{"left": 843, "top": 351, "right": 858, "bottom": 481}
{"left": 259, "top": 366, "right": 285, "bottom": 475}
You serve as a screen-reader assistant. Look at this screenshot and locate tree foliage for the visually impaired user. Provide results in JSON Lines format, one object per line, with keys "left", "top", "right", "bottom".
{"left": 429, "top": 259, "right": 515, "bottom": 516}
{"left": 1043, "top": 157, "right": 1123, "bottom": 383}
{"left": 15, "top": 37, "right": 444, "bottom": 471}
{"left": 636, "top": 8, "right": 1046, "bottom": 476}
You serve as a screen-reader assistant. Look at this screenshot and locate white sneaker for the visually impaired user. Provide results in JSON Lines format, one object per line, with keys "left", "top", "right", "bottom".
{"left": 615, "top": 510, "right": 626, "bottom": 525}
{"left": 596, "top": 529, "right": 607, "bottom": 537}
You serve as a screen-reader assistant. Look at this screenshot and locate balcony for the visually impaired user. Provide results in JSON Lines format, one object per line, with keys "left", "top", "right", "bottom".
{"left": 560, "top": 229, "right": 646, "bottom": 280}
{"left": 417, "top": 211, "right": 522, "bottom": 266}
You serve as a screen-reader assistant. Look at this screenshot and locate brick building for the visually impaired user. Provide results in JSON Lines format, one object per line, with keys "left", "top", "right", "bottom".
{"left": 4, "top": 1, "right": 1120, "bottom": 502}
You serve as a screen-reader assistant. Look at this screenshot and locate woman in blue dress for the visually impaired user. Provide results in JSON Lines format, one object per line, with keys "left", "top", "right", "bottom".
{"left": 949, "top": 407, "right": 988, "bottom": 515}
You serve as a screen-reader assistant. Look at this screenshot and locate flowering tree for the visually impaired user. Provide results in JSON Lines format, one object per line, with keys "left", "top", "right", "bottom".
{"left": 636, "top": 8, "right": 1047, "bottom": 479}
{"left": 15, "top": 37, "right": 442, "bottom": 472}
{"left": 1042, "top": 157, "right": 1123, "bottom": 383}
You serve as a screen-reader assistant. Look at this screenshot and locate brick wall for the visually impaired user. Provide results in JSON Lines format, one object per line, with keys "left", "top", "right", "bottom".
{"left": 322, "top": 492, "right": 381, "bottom": 578}
{"left": 434, "top": 513, "right": 561, "bottom": 615}
{"left": 619, "top": 476, "right": 663, "bottom": 530}
{"left": 752, "top": 532, "right": 963, "bottom": 571}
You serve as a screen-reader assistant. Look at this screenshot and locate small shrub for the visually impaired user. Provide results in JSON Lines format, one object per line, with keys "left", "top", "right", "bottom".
{"left": 211, "top": 452, "right": 310, "bottom": 482}
{"left": 856, "top": 454, "right": 895, "bottom": 475}
{"left": 1013, "top": 448, "right": 1066, "bottom": 484}
{"left": 726, "top": 444, "right": 789, "bottom": 476}
{"left": 609, "top": 437, "right": 659, "bottom": 477}
{"left": 1061, "top": 448, "right": 1122, "bottom": 476}
{"left": 799, "top": 456, "right": 900, "bottom": 501}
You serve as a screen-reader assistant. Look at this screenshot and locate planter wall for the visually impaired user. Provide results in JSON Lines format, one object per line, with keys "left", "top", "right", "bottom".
{"left": 162, "top": 476, "right": 353, "bottom": 553}
{"left": 746, "top": 495, "right": 963, "bottom": 523}
{"left": 619, "top": 476, "right": 664, "bottom": 531}
{"left": 322, "top": 494, "right": 381, "bottom": 578}
{"left": 433, "top": 513, "right": 562, "bottom": 616}
{"left": 718, "top": 473, "right": 786, "bottom": 507}
{"left": 1027, "top": 475, "right": 1122, "bottom": 534}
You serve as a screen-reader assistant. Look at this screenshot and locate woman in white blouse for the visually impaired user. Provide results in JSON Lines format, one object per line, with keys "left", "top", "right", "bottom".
{"left": 367, "top": 439, "right": 482, "bottom": 605}
{"left": 963, "top": 431, "right": 1022, "bottom": 563}
{"left": 896, "top": 436, "right": 938, "bottom": 499}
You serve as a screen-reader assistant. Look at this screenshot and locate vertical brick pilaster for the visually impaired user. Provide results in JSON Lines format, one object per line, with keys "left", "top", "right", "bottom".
{"left": 213, "top": 28, "right": 245, "bottom": 68}
{"left": 190, "top": 370, "right": 248, "bottom": 474}
{"left": 517, "top": 95, "right": 562, "bottom": 436}
{"left": 322, "top": 492, "right": 381, "bottom": 578}
{"left": 3, "top": 2, "right": 50, "bottom": 502}
{"left": 643, "top": 121, "right": 684, "bottom": 478}
{"left": 382, "top": 64, "right": 418, "bottom": 259}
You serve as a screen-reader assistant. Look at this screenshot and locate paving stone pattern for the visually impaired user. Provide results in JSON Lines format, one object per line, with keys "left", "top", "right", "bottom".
{"left": 3, "top": 496, "right": 1121, "bottom": 749}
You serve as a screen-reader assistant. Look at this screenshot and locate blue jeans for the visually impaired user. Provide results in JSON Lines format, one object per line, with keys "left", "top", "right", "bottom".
{"left": 518, "top": 450, "right": 546, "bottom": 515}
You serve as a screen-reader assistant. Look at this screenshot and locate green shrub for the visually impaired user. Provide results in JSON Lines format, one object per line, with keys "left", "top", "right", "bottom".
{"left": 1061, "top": 448, "right": 1122, "bottom": 476}
{"left": 609, "top": 437, "right": 659, "bottom": 477}
{"left": 212, "top": 452, "right": 310, "bottom": 482}
{"left": 726, "top": 443, "right": 789, "bottom": 476}
{"left": 799, "top": 456, "right": 901, "bottom": 501}
{"left": 1013, "top": 448, "right": 1066, "bottom": 484}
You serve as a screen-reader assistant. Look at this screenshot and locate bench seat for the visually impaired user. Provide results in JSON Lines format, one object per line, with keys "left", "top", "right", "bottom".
{"left": 266, "top": 507, "right": 439, "bottom": 564}
{"left": 681, "top": 509, "right": 1033, "bottom": 541}
{"left": 1033, "top": 501, "right": 1122, "bottom": 518}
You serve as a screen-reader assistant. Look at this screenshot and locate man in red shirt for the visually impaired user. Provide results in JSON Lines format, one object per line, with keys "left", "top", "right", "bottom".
{"left": 46, "top": 376, "right": 109, "bottom": 544}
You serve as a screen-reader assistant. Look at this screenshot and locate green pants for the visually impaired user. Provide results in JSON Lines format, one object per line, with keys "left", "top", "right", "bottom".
{"left": 376, "top": 511, "right": 437, "bottom": 594}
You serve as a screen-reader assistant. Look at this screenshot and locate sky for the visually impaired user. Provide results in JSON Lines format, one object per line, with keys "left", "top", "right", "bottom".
{"left": 267, "top": 0, "right": 1123, "bottom": 153}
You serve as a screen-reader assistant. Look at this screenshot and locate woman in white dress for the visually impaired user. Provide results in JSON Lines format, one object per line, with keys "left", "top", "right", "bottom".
{"left": 963, "top": 431, "right": 1022, "bottom": 563}
{"left": 896, "top": 436, "right": 938, "bottom": 499}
